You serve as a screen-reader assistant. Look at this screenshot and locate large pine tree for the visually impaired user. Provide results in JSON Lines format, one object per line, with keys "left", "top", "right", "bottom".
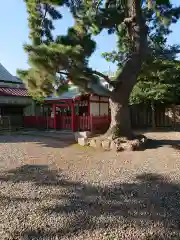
{"left": 18, "top": 0, "right": 180, "bottom": 149}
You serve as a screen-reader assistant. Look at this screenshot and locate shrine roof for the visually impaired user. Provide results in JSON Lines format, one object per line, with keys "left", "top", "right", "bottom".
{"left": 0, "top": 63, "right": 22, "bottom": 83}
{"left": 45, "top": 86, "right": 81, "bottom": 101}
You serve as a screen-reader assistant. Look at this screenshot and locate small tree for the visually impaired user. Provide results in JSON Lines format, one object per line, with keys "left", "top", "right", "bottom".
{"left": 18, "top": 0, "right": 180, "bottom": 150}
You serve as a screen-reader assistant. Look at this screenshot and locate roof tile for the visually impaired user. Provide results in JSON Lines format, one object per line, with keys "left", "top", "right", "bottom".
{"left": 0, "top": 87, "right": 29, "bottom": 97}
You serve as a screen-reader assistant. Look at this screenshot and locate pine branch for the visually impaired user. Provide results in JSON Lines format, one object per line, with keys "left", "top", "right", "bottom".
{"left": 115, "top": 0, "right": 148, "bottom": 88}
{"left": 42, "top": 4, "right": 48, "bottom": 24}
{"left": 22, "top": 0, "right": 180, "bottom": 100}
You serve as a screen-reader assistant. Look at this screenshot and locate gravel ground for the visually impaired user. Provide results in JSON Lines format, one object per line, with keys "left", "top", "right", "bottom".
{"left": 0, "top": 131, "right": 180, "bottom": 240}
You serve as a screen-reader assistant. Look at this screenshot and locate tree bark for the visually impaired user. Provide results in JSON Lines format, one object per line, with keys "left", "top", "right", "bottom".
{"left": 105, "top": 79, "right": 135, "bottom": 140}
{"left": 107, "top": 98, "right": 132, "bottom": 139}
{"left": 104, "top": 0, "right": 148, "bottom": 140}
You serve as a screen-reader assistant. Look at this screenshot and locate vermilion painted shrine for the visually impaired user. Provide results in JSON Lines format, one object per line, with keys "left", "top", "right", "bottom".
{"left": 24, "top": 85, "right": 110, "bottom": 132}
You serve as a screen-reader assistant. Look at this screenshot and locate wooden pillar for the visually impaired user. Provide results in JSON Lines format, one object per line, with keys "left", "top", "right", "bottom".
{"left": 88, "top": 96, "right": 91, "bottom": 131}
{"left": 53, "top": 104, "right": 56, "bottom": 130}
{"left": 99, "top": 97, "right": 101, "bottom": 116}
{"left": 90, "top": 115, "right": 93, "bottom": 132}
{"left": 88, "top": 96, "right": 91, "bottom": 116}
{"left": 151, "top": 101, "right": 156, "bottom": 130}
{"left": 172, "top": 104, "right": 176, "bottom": 129}
{"left": 71, "top": 101, "right": 76, "bottom": 132}
{"left": 32, "top": 101, "right": 36, "bottom": 116}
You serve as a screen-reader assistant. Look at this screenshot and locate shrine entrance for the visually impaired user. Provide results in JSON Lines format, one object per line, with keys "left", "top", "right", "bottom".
{"left": 52, "top": 98, "right": 90, "bottom": 131}
{"left": 54, "top": 102, "right": 73, "bottom": 130}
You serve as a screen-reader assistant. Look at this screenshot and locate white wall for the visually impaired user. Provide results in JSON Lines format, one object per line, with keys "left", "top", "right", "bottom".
{"left": 24, "top": 105, "right": 33, "bottom": 116}
{"left": 90, "top": 102, "right": 99, "bottom": 116}
{"left": 89, "top": 95, "right": 109, "bottom": 116}
{"left": 24, "top": 101, "right": 36, "bottom": 116}
{"left": 100, "top": 103, "right": 109, "bottom": 116}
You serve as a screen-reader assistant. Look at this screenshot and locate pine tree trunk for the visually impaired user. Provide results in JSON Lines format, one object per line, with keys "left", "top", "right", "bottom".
{"left": 107, "top": 98, "right": 132, "bottom": 140}
{"left": 104, "top": 80, "right": 135, "bottom": 140}
{"left": 88, "top": 0, "right": 148, "bottom": 150}
{"left": 101, "top": 88, "right": 147, "bottom": 151}
{"left": 101, "top": 86, "right": 147, "bottom": 151}
{"left": 103, "top": 0, "right": 148, "bottom": 141}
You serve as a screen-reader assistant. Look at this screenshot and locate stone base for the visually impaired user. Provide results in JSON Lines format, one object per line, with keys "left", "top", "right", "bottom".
{"left": 87, "top": 134, "right": 147, "bottom": 151}
{"left": 78, "top": 137, "right": 89, "bottom": 146}
{"left": 74, "top": 131, "right": 91, "bottom": 142}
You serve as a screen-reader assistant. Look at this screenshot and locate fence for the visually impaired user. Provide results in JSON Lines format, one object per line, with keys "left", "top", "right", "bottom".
{"left": 130, "top": 104, "right": 180, "bottom": 129}
{"left": 0, "top": 116, "right": 11, "bottom": 132}
{"left": 56, "top": 116, "right": 72, "bottom": 130}
{"left": 24, "top": 116, "right": 48, "bottom": 129}
{"left": 24, "top": 104, "right": 180, "bottom": 131}
{"left": 0, "top": 115, "right": 25, "bottom": 132}
{"left": 76, "top": 116, "right": 91, "bottom": 131}
{"left": 23, "top": 115, "right": 110, "bottom": 132}
{"left": 90, "top": 116, "right": 110, "bottom": 133}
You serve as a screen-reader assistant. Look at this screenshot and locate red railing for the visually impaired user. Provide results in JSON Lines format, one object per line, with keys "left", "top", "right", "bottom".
{"left": 47, "top": 117, "right": 54, "bottom": 128}
{"left": 36, "top": 116, "right": 47, "bottom": 128}
{"left": 56, "top": 116, "right": 72, "bottom": 129}
{"left": 24, "top": 116, "right": 36, "bottom": 127}
{"left": 24, "top": 115, "right": 110, "bottom": 132}
{"left": 24, "top": 116, "right": 52, "bottom": 129}
{"left": 76, "top": 116, "right": 91, "bottom": 131}
{"left": 76, "top": 115, "right": 110, "bottom": 132}
{"left": 90, "top": 116, "right": 110, "bottom": 133}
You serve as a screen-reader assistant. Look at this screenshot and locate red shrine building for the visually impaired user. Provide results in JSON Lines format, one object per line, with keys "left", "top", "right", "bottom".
{"left": 0, "top": 63, "right": 110, "bottom": 132}
{"left": 24, "top": 83, "right": 110, "bottom": 133}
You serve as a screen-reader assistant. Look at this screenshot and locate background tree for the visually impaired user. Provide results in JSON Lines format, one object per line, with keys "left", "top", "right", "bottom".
{"left": 18, "top": 0, "right": 180, "bottom": 149}
{"left": 104, "top": 18, "right": 180, "bottom": 129}
{"left": 131, "top": 59, "right": 180, "bottom": 128}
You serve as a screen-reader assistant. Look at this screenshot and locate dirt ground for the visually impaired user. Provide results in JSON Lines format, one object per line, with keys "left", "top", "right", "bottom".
{"left": 0, "top": 131, "right": 180, "bottom": 239}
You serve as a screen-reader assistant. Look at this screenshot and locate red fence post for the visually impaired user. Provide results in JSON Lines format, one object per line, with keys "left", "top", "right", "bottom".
{"left": 53, "top": 104, "right": 56, "bottom": 130}
{"left": 71, "top": 102, "right": 76, "bottom": 132}
{"left": 36, "top": 116, "right": 38, "bottom": 128}
{"left": 88, "top": 97, "right": 91, "bottom": 116}
{"left": 90, "top": 115, "right": 93, "bottom": 132}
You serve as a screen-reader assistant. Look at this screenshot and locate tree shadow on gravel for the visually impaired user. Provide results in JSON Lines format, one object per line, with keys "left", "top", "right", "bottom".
{"left": 1, "top": 165, "right": 180, "bottom": 239}
{"left": 0, "top": 134, "right": 75, "bottom": 149}
{"left": 0, "top": 164, "right": 70, "bottom": 186}
{"left": 145, "top": 138, "right": 180, "bottom": 150}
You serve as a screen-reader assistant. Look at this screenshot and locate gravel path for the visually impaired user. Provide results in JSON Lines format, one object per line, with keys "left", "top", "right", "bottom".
{"left": 0, "top": 132, "right": 180, "bottom": 240}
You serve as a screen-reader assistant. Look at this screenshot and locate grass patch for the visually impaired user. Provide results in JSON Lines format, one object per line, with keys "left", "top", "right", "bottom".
{"left": 71, "top": 143, "right": 93, "bottom": 150}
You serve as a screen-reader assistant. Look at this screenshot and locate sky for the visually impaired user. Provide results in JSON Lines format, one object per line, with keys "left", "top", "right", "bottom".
{"left": 0, "top": 0, "right": 179, "bottom": 76}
